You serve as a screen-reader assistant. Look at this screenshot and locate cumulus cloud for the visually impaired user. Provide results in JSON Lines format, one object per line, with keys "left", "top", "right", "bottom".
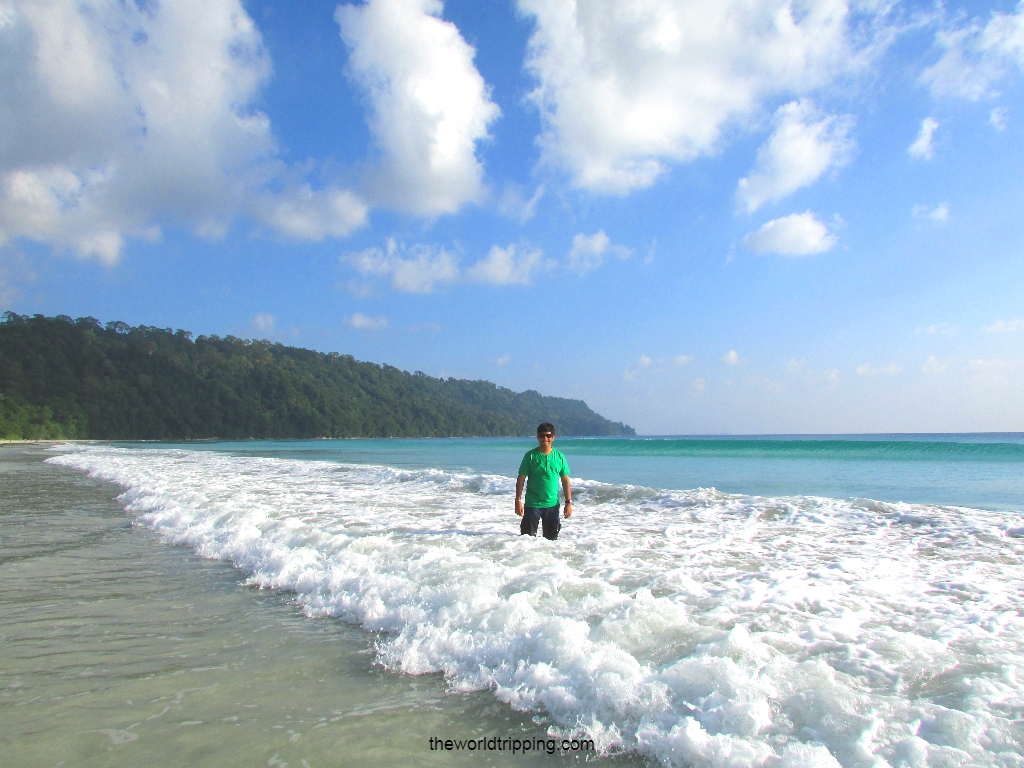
{"left": 260, "top": 187, "right": 367, "bottom": 241}
{"left": 736, "top": 100, "right": 855, "bottom": 213}
{"left": 908, "top": 117, "right": 939, "bottom": 160}
{"left": 0, "top": 0, "right": 366, "bottom": 263}
{"left": 638, "top": 355, "right": 653, "bottom": 367}
{"left": 922, "top": 4, "right": 1024, "bottom": 100}
{"left": 345, "top": 238, "right": 553, "bottom": 292}
{"left": 346, "top": 238, "right": 459, "bottom": 293}
{"left": 741, "top": 211, "right": 836, "bottom": 256}
{"left": 722, "top": 350, "right": 741, "bottom": 365}
{"left": 516, "top": 0, "right": 889, "bottom": 194}
{"left": 692, "top": 378, "right": 706, "bottom": 392}
{"left": 673, "top": 355, "right": 692, "bottom": 365}
{"left": 337, "top": 0, "right": 500, "bottom": 215}
{"left": 984, "top": 318, "right": 1024, "bottom": 333}
{"left": 990, "top": 107, "right": 1009, "bottom": 130}
{"left": 346, "top": 313, "right": 388, "bottom": 330}
{"left": 911, "top": 202, "right": 949, "bottom": 223}
{"left": 466, "top": 244, "right": 545, "bottom": 286}
{"left": 567, "top": 230, "right": 632, "bottom": 274}
{"left": 252, "top": 313, "right": 276, "bottom": 333}
{"left": 496, "top": 355, "right": 510, "bottom": 366}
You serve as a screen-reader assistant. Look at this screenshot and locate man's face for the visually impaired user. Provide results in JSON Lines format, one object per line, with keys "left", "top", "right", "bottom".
{"left": 537, "top": 431, "right": 554, "bottom": 451}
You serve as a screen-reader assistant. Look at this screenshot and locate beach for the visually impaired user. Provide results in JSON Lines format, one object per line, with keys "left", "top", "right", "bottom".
{"left": 4, "top": 437, "right": 1024, "bottom": 766}
{"left": 1, "top": 445, "right": 631, "bottom": 767}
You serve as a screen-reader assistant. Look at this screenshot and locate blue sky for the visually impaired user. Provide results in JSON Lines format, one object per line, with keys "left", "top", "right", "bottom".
{"left": 2, "top": 0, "right": 1024, "bottom": 433}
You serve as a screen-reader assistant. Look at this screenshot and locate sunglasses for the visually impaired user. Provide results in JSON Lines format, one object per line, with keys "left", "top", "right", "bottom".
{"left": 538, "top": 433, "right": 554, "bottom": 439}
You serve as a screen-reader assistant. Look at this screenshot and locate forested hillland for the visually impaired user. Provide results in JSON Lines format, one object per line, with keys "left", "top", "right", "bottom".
{"left": 0, "top": 313, "right": 635, "bottom": 441}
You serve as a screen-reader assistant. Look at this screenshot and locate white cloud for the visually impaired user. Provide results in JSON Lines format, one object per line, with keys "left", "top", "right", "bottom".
{"left": 857, "top": 363, "right": 900, "bottom": 376}
{"left": 673, "top": 355, "right": 692, "bottom": 366}
{"left": 692, "top": 378, "right": 706, "bottom": 392}
{"left": 567, "top": 230, "right": 632, "bottom": 274}
{"left": 496, "top": 355, "right": 510, "bottom": 366}
{"left": 984, "top": 318, "right": 1024, "bottom": 333}
{"left": 0, "top": 0, "right": 366, "bottom": 262}
{"left": 638, "top": 355, "right": 653, "bottom": 367}
{"left": 722, "top": 350, "right": 741, "bottom": 365}
{"left": 741, "top": 211, "right": 836, "bottom": 256}
{"left": 346, "top": 238, "right": 551, "bottom": 292}
{"left": 736, "top": 100, "right": 854, "bottom": 213}
{"left": 346, "top": 313, "right": 388, "bottom": 330}
{"left": 911, "top": 202, "right": 949, "bottom": 223}
{"left": 908, "top": 117, "right": 939, "bottom": 160}
{"left": 346, "top": 238, "right": 459, "bottom": 294}
{"left": 252, "top": 313, "right": 276, "bottom": 333}
{"left": 644, "top": 239, "right": 657, "bottom": 265}
{"left": 917, "top": 322, "right": 959, "bottom": 336}
{"left": 922, "top": 5, "right": 1024, "bottom": 100}
{"left": 990, "top": 107, "right": 1009, "bottom": 130}
{"left": 337, "top": 0, "right": 499, "bottom": 216}
{"left": 516, "top": 0, "right": 890, "bottom": 194}
{"left": 259, "top": 187, "right": 367, "bottom": 241}
{"left": 497, "top": 183, "right": 545, "bottom": 222}
{"left": 826, "top": 368, "right": 841, "bottom": 384}
{"left": 466, "top": 244, "right": 545, "bottom": 286}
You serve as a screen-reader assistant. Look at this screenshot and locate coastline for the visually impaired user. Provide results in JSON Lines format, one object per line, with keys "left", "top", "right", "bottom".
{"left": 1, "top": 445, "right": 635, "bottom": 767}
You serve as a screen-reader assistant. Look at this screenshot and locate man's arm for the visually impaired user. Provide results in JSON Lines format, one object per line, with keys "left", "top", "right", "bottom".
{"left": 515, "top": 474, "right": 526, "bottom": 516}
{"left": 561, "top": 475, "right": 572, "bottom": 518}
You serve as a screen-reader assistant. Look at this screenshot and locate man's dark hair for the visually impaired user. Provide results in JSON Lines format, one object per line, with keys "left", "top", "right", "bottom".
{"left": 537, "top": 422, "right": 555, "bottom": 435}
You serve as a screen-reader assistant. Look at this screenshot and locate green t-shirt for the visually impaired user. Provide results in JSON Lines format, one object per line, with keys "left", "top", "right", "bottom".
{"left": 518, "top": 448, "right": 570, "bottom": 508}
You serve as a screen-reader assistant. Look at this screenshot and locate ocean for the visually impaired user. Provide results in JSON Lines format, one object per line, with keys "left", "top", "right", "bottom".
{"left": 5, "top": 435, "right": 1024, "bottom": 767}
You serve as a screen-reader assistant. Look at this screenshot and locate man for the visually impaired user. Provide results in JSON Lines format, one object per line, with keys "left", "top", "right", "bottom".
{"left": 515, "top": 422, "right": 572, "bottom": 540}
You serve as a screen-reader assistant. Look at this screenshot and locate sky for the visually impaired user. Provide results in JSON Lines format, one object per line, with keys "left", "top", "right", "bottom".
{"left": 1, "top": 0, "right": 1024, "bottom": 434}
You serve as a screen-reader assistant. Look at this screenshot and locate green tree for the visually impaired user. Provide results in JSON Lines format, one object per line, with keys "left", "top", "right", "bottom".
{"left": 0, "top": 313, "right": 635, "bottom": 440}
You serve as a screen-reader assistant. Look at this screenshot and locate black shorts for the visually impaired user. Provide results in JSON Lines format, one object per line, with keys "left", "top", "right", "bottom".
{"left": 521, "top": 504, "right": 561, "bottom": 540}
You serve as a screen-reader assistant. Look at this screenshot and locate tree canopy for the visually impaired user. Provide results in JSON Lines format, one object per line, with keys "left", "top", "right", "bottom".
{"left": 0, "top": 313, "right": 634, "bottom": 440}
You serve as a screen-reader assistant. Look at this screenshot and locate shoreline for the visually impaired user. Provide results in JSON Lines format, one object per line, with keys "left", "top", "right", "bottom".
{"left": 2, "top": 446, "right": 606, "bottom": 767}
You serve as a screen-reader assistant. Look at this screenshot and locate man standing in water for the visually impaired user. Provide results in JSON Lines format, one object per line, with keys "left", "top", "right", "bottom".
{"left": 515, "top": 422, "right": 572, "bottom": 540}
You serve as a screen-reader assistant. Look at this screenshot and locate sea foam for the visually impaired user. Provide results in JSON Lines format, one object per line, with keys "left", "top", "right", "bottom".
{"left": 48, "top": 445, "right": 1024, "bottom": 767}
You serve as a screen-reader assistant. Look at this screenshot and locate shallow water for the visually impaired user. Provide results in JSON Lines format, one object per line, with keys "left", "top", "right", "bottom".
{"left": 0, "top": 447, "right": 628, "bottom": 767}
{"left": 39, "top": 438, "right": 1024, "bottom": 767}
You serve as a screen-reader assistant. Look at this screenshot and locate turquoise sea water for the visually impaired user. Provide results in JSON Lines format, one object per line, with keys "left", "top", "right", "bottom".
{"left": 131, "top": 433, "right": 1024, "bottom": 511}
{"left": 12, "top": 433, "right": 1024, "bottom": 767}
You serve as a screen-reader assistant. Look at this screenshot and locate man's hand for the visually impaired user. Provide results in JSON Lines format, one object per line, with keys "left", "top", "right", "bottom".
{"left": 564, "top": 501, "right": 573, "bottom": 519}
{"left": 515, "top": 498, "right": 524, "bottom": 517}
